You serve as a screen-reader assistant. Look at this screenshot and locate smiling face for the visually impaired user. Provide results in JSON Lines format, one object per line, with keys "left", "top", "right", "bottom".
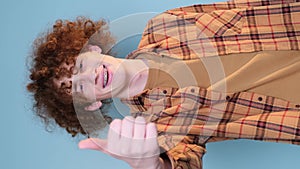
{"left": 54, "top": 50, "right": 149, "bottom": 111}
{"left": 72, "top": 51, "right": 127, "bottom": 101}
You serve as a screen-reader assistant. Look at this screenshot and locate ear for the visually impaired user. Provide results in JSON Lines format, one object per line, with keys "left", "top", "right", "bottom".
{"left": 84, "top": 101, "right": 103, "bottom": 111}
{"left": 88, "top": 45, "right": 102, "bottom": 54}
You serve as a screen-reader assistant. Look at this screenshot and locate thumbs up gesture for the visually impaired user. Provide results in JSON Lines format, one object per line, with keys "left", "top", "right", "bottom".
{"left": 78, "top": 116, "right": 163, "bottom": 169}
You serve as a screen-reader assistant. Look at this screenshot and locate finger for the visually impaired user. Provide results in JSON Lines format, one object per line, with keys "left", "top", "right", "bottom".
{"left": 108, "top": 119, "right": 122, "bottom": 154}
{"left": 133, "top": 116, "right": 146, "bottom": 139}
{"left": 119, "top": 116, "right": 135, "bottom": 156}
{"left": 108, "top": 119, "right": 122, "bottom": 140}
{"left": 145, "top": 123, "right": 160, "bottom": 156}
{"left": 78, "top": 138, "right": 107, "bottom": 151}
{"left": 121, "top": 116, "right": 134, "bottom": 138}
{"left": 146, "top": 123, "right": 158, "bottom": 139}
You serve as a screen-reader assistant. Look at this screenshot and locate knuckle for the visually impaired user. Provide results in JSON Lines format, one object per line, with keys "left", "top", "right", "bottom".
{"left": 124, "top": 116, "right": 135, "bottom": 122}
{"left": 110, "top": 119, "right": 122, "bottom": 127}
{"left": 135, "top": 116, "right": 146, "bottom": 124}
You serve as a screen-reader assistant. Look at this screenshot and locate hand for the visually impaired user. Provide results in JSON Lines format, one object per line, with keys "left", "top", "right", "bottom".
{"left": 78, "top": 116, "right": 162, "bottom": 169}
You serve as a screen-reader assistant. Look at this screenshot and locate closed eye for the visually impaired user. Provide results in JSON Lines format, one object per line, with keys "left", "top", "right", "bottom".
{"left": 80, "top": 84, "right": 83, "bottom": 91}
{"left": 79, "top": 60, "right": 83, "bottom": 72}
{"left": 72, "top": 59, "right": 83, "bottom": 75}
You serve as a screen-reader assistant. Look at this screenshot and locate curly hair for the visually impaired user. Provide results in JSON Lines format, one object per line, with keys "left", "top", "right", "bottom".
{"left": 27, "top": 17, "right": 116, "bottom": 137}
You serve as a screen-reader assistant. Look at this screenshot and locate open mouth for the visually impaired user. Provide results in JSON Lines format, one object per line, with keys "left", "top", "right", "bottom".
{"left": 103, "top": 65, "right": 108, "bottom": 88}
{"left": 95, "top": 64, "right": 112, "bottom": 89}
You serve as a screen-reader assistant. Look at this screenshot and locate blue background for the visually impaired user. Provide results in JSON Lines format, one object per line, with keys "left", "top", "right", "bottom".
{"left": 1, "top": 0, "right": 299, "bottom": 169}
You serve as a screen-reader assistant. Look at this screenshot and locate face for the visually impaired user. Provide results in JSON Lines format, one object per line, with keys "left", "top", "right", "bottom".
{"left": 72, "top": 51, "right": 127, "bottom": 101}
{"left": 55, "top": 51, "right": 128, "bottom": 104}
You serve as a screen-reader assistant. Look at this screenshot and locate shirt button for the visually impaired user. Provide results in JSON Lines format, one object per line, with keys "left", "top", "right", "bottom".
{"left": 258, "top": 97, "right": 263, "bottom": 101}
{"left": 191, "top": 88, "right": 195, "bottom": 93}
{"left": 163, "top": 90, "right": 167, "bottom": 94}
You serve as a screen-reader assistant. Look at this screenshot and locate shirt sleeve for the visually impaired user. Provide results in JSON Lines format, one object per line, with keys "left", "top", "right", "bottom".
{"left": 158, "top": 135, "right": 206, "bottom": 169}
{"left": 167, "top": 0, "right": 299, "bottom": 14}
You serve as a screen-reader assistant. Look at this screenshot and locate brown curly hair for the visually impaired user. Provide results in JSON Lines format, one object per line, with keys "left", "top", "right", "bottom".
{"left": 27, "top": 17, "right": 116, "bottom": 137}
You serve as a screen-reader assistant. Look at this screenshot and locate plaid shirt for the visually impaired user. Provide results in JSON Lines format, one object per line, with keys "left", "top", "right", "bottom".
{"left": 123, "top": 0, "right": 300, "bottom": 168}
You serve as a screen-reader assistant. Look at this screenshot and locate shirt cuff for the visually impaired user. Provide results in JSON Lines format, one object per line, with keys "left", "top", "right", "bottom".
{"left": 161, "top": 143, "right": 206, "bottom": 169}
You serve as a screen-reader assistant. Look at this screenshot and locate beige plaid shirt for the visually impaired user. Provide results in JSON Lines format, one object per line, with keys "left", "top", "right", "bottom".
{"left": 123, "top": 0, "right": 300, "bottom": 168}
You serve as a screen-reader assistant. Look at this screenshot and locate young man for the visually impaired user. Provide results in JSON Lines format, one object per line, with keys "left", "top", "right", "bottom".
{"left": 28, "top": 0, "right": 300, "bottom": 169}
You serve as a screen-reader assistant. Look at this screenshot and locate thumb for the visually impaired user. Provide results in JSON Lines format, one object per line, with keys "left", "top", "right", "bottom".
{"left": 78, "top": 138, "right": 107, "bottom": 151}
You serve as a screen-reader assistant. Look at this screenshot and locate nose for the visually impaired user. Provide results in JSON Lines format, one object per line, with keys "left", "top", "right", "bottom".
{"left": 72, "top": 68, "right": 96, "bottom": 84}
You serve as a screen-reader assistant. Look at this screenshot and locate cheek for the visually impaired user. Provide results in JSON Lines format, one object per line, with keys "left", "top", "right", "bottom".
{"left": 113, "top": 65, "right": 126, "bottom": 81}
{"left": 82, "top": 83, "right": 98, "bottom": 101}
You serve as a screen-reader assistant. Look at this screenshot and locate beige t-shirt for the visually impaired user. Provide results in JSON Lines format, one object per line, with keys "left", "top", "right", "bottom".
{"left": 137, "top": 50, "right": 300, "bottom": 104}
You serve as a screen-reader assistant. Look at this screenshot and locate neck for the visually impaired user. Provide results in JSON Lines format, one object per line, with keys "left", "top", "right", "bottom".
{"left": 119, "top": 59, "right": 149, "bottom": 98}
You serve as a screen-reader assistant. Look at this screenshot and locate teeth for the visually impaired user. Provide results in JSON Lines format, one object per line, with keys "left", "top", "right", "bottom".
{"left": 103, "top": 66, "right": 108, "bottom": 88}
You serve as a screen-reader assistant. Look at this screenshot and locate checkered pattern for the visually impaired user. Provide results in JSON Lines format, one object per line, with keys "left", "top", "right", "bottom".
{"left": 127, "top": 0, "right": 300, "bottom": 60}
{"left": 123, "top": 1, "right": 300, "bottom": 168}
{"left": 122, "top": 87, "right": 300, "bottom": 168}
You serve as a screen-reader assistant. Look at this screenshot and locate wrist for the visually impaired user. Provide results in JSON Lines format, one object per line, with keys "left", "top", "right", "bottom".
{"left": 131, "top": 157, "right": 162, "bottom": 169}
{"left": 159, "top": 157, "right": 172, "bottom": 169}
